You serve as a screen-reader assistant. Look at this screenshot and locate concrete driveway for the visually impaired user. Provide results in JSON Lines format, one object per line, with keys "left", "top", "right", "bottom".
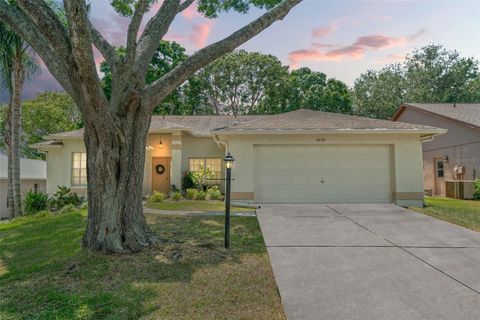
{"left": 257, "top": 204, "right": 480, "bottom": 320}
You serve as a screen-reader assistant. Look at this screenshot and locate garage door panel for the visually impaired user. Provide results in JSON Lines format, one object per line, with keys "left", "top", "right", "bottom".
{"left": 254, "top": 145, "right": 392, "bottom": 203}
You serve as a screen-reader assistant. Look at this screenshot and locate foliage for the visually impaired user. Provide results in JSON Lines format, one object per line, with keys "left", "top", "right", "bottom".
{"left": 207, "top": 186, "right": 223, "bottom": 200}
{"left": 148, "top": 191, "right": 167, "bottom": 203}
{"left": 352, "top": 44, "right": 480, "bottom": 119}
{"left": 474, "top": 179, "right": 480, "bottom": 200}
{"left": 57, "top": 204, "right": 77, "bottom": 215}
{"left": 170, "top": 191, "right": 182, "bottom": 201}
{"left": 192, "top": 50, "right": 289, "bottom": 115}
{"left": 47, "top": 186, "right": 83, "bottom": 211}
{"left": 185, "top": 188, "right": 198, "bottom": 200}
{"left": 181, "top": 171, "right": 196, "bottom": 191}
{"left": 23, "top": 190, "right": 48, "bottom": 215}
{"left": 170, "top": 184, "right": 179, "bottom": 193}
{"left": 192, "top": 167, "right": 214, "bottom": 190}
{"left": 100, "top": 41, "right": 189, "bottom": 115}
{"left": 196, "top": 190, "right": 207, "bottom": 200}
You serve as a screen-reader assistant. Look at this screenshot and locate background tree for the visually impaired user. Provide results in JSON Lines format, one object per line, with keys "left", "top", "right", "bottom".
{"left": 351, "top": 64, "right": 405, "bottom": 119}
{"left": 193, "top": 50, "right": 289, "bottom": 115}
{"left": 0, "top": 21, "right": 39, "bottom": 218}
{"left": 0, "top": 0, "right": 302, "bottom": 252}
{"left": 352, "top": 44, "right": 480, "bottom": 119}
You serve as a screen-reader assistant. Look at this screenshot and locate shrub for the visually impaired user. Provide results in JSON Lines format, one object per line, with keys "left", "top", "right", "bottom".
{"left": 474, "top": 178, "right": 480, "bottom": 200}
{"left": 23, "top": 190, "right": 49, "bottom": 215}
{"left": 181, "top": 171, "right": 196, "bottom": 191}
{"left": 185, "top": 188, "right": 198, "bottom": 200}
{"left": 206, "top": 186, "right": 222, "bottom": 200}
{"left": 170, "top": 184, "right": 180, "bottom": 193}
{"left": 148, "top": 191, "right": 167, "bottom": 202}
{"left": 192, "top": 167, "right": 214, "bottom": 191}
{"left": 58, "top": 204, "right": 77, "bottom": 214}
{"left": 48, "top": 186, "right": 83, "bottom": 211}
{"left": 171, "top": 191, "right": 182, "bottom": 201}
{"left": 196, "top": 190, "right": 206, "bottom": 200}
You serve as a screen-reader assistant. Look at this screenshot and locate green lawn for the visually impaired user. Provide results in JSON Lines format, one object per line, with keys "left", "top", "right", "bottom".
{"left": 0, "top": 210, "right": 284, "bottom": 320}
{"left": 412, "top": 197, "right": 480, "bottom": 232}
{"left": 144, "top": 200, "right": 253, "bottom": 212}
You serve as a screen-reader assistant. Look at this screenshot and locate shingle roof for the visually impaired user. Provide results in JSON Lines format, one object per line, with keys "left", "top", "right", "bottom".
{"left": 213, "top": 109, "right": 442, "bottom": 133}
{"left": 0, "top": 153, "right": 46, "bottom": 180}
{"left": 395, "top": 103, "right": 480, "bottom": 129}
{"left": 44, "top": 109, "right": 443, "bottom": 140}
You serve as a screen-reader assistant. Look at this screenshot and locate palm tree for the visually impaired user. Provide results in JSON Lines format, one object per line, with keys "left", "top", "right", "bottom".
{"left": 0, "top": 22, "right": 39, "bottom": 218}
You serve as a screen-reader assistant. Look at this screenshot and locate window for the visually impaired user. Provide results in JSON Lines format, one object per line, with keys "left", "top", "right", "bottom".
{"left": 189, "top": 158, "right": 222, "bottom": 185}
{"left": 436, "top": 160, "right": 444, "bottom": 178}
{"left": 34, "top": 183, "right": 39, "bottom": 193}
{"left": 72, "top": 152, "right": 87, "bottom": 186}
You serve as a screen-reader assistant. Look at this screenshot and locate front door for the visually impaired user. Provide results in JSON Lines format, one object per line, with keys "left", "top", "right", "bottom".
{"left": 152, "top": 157, "right": 171, "bottom": 193}
{"left": 434, "top": 159, "right": 445, "bottom": 196}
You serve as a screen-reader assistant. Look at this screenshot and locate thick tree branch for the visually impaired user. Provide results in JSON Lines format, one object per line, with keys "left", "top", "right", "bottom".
{"left": 89, "top": 21, "right": 118, "bottom": 66}
{"left": 0, "top": 1, "right": 74, "bottom": 95}
{"left": 16, "top": 0, "right": 71, "bottom": 61}
{"left": 178, "top": 0, "right": 196, "bottom": 12}
{"left": 133, "top": 0, "right": 180, "bottom": 81}
{"left": 145, "top": 0, "right": 302, "bottom": 108}
{"left": 63, "top": 0, "right": 108, "bottom": 114}
{"left": 126, "top": 0, "right": 149, "bottom": 66}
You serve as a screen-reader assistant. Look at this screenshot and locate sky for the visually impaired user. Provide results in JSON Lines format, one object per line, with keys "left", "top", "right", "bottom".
{"left": 13, "top": 0, "right": 480, "bottom": 101}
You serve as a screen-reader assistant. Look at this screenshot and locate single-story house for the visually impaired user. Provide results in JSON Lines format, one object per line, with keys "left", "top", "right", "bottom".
{"left": 34, "top": 109, "right": 446, "bottom": 207}
{"left": 393, "top": 103, "right": 479, "bottom": 197}
{"left": 0, "top": 152, "right": 47, "bottom": 219}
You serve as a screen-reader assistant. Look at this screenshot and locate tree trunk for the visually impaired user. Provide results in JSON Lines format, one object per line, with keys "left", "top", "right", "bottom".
{"left": 81, "top": 106, "right": 158, "bottom": 253}
{"left": 5, "top": 103, "right": 14, "bottom": 219}
{"left": 11, "top": 56, "right": 24, "bottom": 217}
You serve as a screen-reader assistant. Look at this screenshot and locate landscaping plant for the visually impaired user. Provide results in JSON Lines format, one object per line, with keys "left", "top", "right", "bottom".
{"left": 474, "top": 178, "right": 480, "bottom": 200}
{"left": 207, "top": 186, "right": 223, "bottom": 200}
{"left": 182, "top": 171, "right": 196, "bottom": 192}
{"left": 23, "top": 190, "right": 48, "bottom": 215}
{"left": 48, "top": 186, "right": 83, "bottom": 211}
{"left": 185, "top": 188, "right": 198, "bottom": 200}
{"left": 148, "top": 191, "right": 167, "bottom": 203}
{"left": 171, "top": 191, "right": 182, "bottom": 201}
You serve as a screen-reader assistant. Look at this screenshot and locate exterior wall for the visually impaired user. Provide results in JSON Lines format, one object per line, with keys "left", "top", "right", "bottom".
{"left": 44, "top": 133, "right": 224, "bottom": 197}
{"left": 0, "top": 179, "right": 46, "bottom": 219}
{"left": 224, "top": 133, "right": 425, "bottom": 207}
{"left": 45, "top": 139, "right": 86, "bottom": 195}
{"left": 396, "top": 108, "right": 480, "bottom": 194}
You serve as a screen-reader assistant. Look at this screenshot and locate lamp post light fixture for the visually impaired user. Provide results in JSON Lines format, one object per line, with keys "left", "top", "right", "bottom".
{"left": 224, "top": 152, "right": 235, "bottom": 249}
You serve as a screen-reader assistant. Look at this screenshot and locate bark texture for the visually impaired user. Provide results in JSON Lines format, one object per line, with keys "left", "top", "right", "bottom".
{"left": 0, "top": 0, "right": 302, "bottom": 252}
{"left": 11, "top": 54, "right": 24, "bottom": 216}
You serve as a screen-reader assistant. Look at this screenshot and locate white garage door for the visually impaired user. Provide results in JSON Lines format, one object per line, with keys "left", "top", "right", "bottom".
{"left": 254, "top": 144, "right": 392, "bottom": 203}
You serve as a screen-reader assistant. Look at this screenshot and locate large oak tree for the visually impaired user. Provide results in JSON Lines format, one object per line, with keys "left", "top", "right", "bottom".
{"left": 0, "top": 0, "right": 301, "bottom": 252}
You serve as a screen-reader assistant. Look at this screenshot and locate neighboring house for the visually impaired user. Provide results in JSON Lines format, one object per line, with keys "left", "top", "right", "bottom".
{"left": 0, "top": 152, "right": 47, "bottom": 219}
{"left": 34, "top": 109, "right": 445, "bottom": 207}
{"left": 393, "top": 103, "right": 480, "bottom": 196}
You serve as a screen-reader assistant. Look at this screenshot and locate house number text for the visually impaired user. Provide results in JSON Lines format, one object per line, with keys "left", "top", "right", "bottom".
{"left": 316, "top": 138, "right": 326, "bottom": 142}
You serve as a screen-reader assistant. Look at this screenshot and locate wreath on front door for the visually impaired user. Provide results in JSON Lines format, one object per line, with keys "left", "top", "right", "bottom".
{"left": 156, "top": 164, "right": 165, "bottom": 175}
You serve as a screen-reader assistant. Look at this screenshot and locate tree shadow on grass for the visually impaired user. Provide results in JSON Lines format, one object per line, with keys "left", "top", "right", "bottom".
{"left": 0, "top": 211, "right": 269, "bottom": 319}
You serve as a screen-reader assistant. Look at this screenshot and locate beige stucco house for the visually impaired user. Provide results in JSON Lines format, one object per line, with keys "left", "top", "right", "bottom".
{"left": 0, "top": 153, "right": 47, "bottom": 219}
{"left": 34, "top": 109, "right": 445, "bottom": 207}
{"left": 393, "top": 103, "right": 479, "bottom": 197}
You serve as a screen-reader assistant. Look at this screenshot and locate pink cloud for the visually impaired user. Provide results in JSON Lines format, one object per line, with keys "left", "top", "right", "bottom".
{"left": 190, "top": 21, "right": 214, "bottom": 48}
{"left": 182, "top": 1, "right": 201, "bottom": 20}
{"left": 311, "top": 18, "right": 347, "bottom": 38}
{"left": 289, "top": 29, "right": 426, "bottom": 68}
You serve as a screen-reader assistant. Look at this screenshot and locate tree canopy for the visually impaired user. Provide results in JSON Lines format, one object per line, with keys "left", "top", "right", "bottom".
{"left": 352, "top": 44, "right": 480, "bottom": 119}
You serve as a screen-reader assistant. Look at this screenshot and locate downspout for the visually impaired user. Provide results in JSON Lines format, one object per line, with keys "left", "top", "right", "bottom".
{"left": 420, "top": 135, "right": 435, "bottom": 143}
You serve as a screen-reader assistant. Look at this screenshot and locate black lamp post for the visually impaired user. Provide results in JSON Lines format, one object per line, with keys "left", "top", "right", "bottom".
{"left": 224, "top": 152, "right": 235, "bottom": 249}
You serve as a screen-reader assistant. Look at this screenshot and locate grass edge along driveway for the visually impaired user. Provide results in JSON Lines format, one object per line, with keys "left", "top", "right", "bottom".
{"left": 412, "top": 197, "right": 480, "bottom": 232}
